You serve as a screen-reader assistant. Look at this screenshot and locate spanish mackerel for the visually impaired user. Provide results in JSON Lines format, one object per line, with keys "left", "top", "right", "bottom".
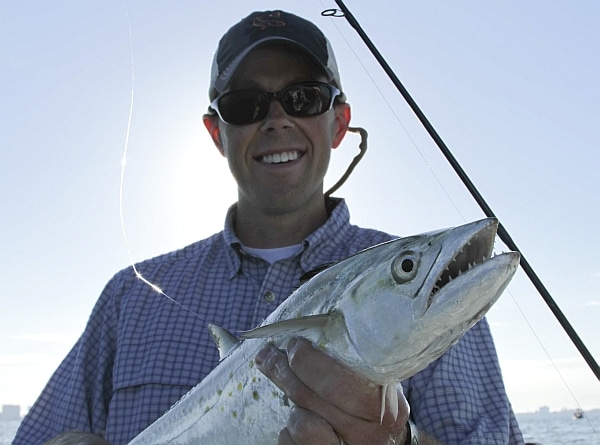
{"left": 128, "top": 218, "right": 520, "bottom": 444}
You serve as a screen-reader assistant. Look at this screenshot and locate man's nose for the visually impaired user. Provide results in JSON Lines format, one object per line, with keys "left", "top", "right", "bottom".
{"left": 260, "top": 99, "right": 294, "bottom": 132}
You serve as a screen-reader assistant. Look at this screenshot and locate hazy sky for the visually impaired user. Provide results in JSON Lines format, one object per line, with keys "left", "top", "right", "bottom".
{"left": 1, "top": 1, "right": 599, "bottom": 415}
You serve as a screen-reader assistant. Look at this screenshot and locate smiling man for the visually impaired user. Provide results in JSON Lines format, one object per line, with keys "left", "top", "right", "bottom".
{"left": 13, "top": 10, "right": 524, "bottom": 445}
{"left": 203, "top": 45, "right": 349, "bottom": 248}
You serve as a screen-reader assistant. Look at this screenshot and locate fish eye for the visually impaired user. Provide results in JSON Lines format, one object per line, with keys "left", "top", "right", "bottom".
{"left": 391, "top": 251, "right": 419, "bottom": 283}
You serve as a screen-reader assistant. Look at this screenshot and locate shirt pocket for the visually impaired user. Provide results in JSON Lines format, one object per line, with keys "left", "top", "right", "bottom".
{"left": 113, "top": 323, "right": 220, "bottom": 391}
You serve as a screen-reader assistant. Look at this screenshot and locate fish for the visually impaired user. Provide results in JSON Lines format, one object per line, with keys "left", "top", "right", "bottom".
{"left": 127, "top": 218, "right": 520, "bottom": 445}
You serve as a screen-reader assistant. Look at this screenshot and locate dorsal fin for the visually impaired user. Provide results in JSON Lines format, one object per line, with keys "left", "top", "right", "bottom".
{"left": 298, "top": 262, "right": 335, "bottom": 284}
{"left": 207, "top": 324, "right": 241, "bottom": 360}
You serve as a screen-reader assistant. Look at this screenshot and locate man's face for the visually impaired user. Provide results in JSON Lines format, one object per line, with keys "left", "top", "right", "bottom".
{"left": 204, "top": 45, "right": 350, "bottom": 217}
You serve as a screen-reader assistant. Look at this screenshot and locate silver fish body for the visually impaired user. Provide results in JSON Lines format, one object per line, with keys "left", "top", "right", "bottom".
{"left": 128, "top": 218, "right": 520, "bottom": 445}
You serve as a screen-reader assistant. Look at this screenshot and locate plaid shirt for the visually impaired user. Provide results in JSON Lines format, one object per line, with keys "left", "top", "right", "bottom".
{"left": 13, "top": 199, "right": 523, "bottom": 444}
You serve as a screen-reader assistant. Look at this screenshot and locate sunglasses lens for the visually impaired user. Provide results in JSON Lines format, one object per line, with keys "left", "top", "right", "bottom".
{"left": 281, "top": 84, "right": 330, "bottom": 116}
{"left": 213, "top": 83, "right": 339, "bottom": 125}
{"left": 217, "top": 91, "right": 269, "bottom": 125}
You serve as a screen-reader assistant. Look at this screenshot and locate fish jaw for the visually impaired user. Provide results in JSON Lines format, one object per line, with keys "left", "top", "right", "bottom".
{"left": 409, "top": 250, "right": 520, "bottom": 368}
{"left": 332, "top": 218, "right": 520, "bottom": 383}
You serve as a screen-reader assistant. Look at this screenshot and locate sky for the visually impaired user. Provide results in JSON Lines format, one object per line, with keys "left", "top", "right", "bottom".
{"left": 1, "top": 1, "right": 599, "bottom": 416}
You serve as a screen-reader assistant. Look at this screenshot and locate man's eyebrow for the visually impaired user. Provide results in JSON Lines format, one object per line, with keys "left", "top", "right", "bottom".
{"left": 228, "top": 80, "right": 263, "bottom": 90}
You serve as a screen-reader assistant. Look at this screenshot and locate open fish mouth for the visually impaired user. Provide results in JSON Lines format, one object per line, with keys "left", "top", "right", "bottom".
{"left": 427, "top": 220, "right": 497, "bottom": 306}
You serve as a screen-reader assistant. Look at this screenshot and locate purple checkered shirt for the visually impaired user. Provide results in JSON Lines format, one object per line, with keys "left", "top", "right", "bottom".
{"left": 13, "top": 199, "right": 523, "bottom": 445}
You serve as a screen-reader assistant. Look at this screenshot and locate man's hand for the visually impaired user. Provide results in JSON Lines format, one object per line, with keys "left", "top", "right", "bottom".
{"left": 255, "top": 337, "right": 410, "bottom": 445}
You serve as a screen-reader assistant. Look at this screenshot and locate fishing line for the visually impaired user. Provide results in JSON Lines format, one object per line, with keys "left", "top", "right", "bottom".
{"left": 319, "top": 2, "right": 467, "bottom": 222}
{"left": 119, "top": 3, "right": 206, "bottom": 324}
{"left": 320, "top": 1, "right": 597, "bottom": 415}
{"left": 328, "top": 0, "right": 600, "bottom": 382}
{"left": 117, "top": 1, "right": 460, "bottom": 327}
{"left": 505, "top": 286, "right": 599, "bottom": 436}
{"left": 113, "top": 7, "right": 597, "bottom": 425}
{"left": 321, "top": 2, "right": 600, "bottom": 423}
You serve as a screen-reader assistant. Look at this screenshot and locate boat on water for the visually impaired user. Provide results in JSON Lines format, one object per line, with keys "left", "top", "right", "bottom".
{"left": 573, "top": 408, "right": 584, "bottom": 419}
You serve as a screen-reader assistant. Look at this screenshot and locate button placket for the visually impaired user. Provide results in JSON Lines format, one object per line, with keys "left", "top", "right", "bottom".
{"left": 263, "top": 290, "right": 276, "bottom": 303}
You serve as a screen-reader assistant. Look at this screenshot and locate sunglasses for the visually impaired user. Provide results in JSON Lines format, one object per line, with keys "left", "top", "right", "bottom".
{"left": 210, "top": 82, "right": 342, "bottom": 125}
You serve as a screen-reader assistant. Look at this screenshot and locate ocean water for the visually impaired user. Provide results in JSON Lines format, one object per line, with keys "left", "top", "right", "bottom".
{"left": 517, "top": 410, "right": 600, "bottom": 445}
{"left": 0, "top": 421, "right": 19, "bottom": 445}
{"left": 1, "top": 411, "right": 599, "bottom": 444}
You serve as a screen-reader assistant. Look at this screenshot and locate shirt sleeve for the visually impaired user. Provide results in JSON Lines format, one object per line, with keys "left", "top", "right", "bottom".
{"left": 405, "top": 318, "right": 524, "bottom": 444}
{"left": 12, "top": 276, "right": 119, "bottom": 445}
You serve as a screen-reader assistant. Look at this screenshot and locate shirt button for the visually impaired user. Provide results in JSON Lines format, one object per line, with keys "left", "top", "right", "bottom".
{"left": 263, "top": 291, "right": 276, "bottom": 303}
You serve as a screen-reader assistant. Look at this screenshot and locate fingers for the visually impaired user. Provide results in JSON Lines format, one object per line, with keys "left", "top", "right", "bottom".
{"left": 286, "top": 337, "right": 407, "bottom": 427}
{"left": 256, "top": 342, "right": 336, "bottom": 417}
{"left": 278, "top": 406, "right": 340, "bottom": 445}
{"left": 285, "top": 337, "right": 385, "bottom": 422}
{"left": 287, "top": 338, "right": 378, "bottom": 417}
{"left": 256, "top": 338, "right": 408, "bottom": 445}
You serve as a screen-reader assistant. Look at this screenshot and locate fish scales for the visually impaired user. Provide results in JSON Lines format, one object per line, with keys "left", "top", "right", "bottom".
{"left": 128, "top": 218, "right": 520, "bottom": 444}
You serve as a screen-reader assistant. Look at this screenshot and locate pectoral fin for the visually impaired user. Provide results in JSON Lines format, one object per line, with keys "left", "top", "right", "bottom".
{"left": 240, "top": 314, "right": 331, "bottom": 340}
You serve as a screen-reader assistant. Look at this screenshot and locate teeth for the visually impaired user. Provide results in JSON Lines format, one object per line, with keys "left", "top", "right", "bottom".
{"left": 261, "top": 151, "right": 300, "bottom": 164}
{"left": 432, "top": 249, "right": 492, "bottom": 298}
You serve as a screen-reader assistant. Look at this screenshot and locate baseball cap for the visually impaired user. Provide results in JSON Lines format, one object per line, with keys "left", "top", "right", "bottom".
{"left": 209, "top": 10, "right": 345, "bottom": 101}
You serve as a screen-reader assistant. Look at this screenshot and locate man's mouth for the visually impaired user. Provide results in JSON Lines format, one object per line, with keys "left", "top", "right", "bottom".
{"left": 259, "top": 150, "right": 301, "bottom": 164}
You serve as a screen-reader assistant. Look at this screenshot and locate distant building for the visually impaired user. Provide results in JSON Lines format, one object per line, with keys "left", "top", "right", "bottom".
{"left": 0, "top": 404, "right": 21, "bottom": 421}
{"left": 536, "top": 406, "right": 550, "bottom": 415}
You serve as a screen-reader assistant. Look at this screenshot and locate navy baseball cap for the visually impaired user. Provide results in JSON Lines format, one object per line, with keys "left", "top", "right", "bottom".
{"left": 209, "top": 10, "right": 345, "bottom": 101}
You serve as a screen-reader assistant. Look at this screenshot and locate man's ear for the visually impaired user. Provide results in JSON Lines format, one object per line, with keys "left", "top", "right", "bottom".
{"left": 203, "top": 114, "right": 225, "bottom": 156}
{"left": 331, "top": 103, "right": 351, "bottom": 149}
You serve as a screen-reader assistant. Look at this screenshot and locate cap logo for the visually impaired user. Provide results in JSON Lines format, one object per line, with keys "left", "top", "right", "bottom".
{"left": 252, "top": 11, "right": 286, "bottom": 30}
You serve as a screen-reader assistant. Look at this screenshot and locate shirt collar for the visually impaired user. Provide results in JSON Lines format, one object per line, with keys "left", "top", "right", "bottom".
{"left": 300, "top": 198, "right": 353, "bottom": 271}
{"left": 221, "top": 198, "right": 354, "bottom": 277}
{"left": 222, "top": 204, "right": 243, "bottom": 278}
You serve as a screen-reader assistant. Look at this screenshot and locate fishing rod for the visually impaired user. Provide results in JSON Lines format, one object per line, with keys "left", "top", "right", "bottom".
{"left": 328, "top": 0, "right": 600, "bottom": 381}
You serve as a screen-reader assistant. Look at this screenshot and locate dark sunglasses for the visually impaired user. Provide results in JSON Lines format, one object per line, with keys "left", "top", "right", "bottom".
{"left": 210, "top": 82, "right": 342, "bottom": 125}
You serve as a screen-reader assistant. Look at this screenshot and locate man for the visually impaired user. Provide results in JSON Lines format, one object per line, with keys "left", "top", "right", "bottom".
{"left": 13, "top": 10, "right": 524, "bottom": 445}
